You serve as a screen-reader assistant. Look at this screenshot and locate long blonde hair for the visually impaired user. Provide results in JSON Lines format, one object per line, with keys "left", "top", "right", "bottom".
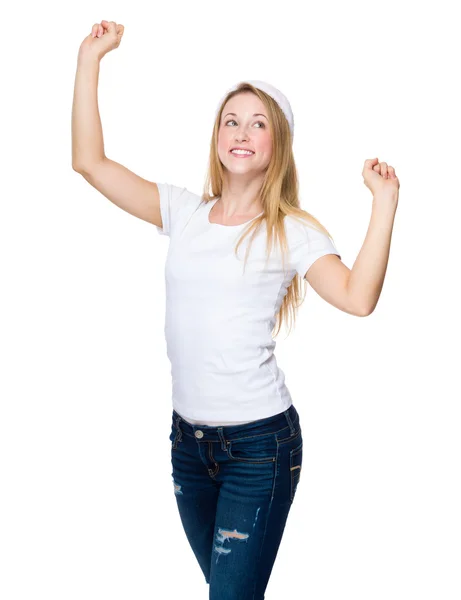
{"left": 202, "top": 82, "right": 337, "bottom": 338}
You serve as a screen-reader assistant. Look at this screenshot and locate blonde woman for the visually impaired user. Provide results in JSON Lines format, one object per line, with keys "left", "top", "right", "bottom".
{"left": 72, "top": 20, "right": 400, "bottom": 599}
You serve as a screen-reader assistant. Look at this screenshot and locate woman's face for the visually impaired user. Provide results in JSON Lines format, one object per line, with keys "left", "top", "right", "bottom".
{"left": 217, "top": 92, "right": 273, "bottom": 177}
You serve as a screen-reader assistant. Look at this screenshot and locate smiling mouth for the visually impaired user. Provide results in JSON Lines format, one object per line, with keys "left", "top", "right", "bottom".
{"left": 229, "top": 150, "right": 255, "bottom": 158}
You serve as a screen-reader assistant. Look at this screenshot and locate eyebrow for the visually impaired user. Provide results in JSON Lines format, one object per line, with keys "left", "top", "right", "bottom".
{"left": 223, "top": 112, "right": 268, "bottom": 120}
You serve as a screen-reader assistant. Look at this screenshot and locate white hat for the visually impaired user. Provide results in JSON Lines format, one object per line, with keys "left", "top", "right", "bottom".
{"left": 216, "top": 80, "right": 294, "bottom": 142}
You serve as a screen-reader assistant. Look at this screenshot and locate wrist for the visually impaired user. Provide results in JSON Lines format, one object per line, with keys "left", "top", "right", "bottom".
{"left": 372, "top": 192, "right": 398, "bottom": 212}
{"left": 77, "top": 51, "right": 101, "bottom": 68}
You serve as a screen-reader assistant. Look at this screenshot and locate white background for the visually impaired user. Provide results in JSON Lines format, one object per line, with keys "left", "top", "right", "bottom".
{"left": 1, "top": 0, "right": 460, "bottom": 598}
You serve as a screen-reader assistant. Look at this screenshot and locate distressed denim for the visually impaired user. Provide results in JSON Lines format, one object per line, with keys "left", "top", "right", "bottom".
{"left": 169, "top": 403, "right": 303, "bottom": 599}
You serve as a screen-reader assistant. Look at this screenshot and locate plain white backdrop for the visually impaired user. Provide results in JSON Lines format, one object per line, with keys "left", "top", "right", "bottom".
{"left": 1, "top": 0, "right": 460, "bottom": 598}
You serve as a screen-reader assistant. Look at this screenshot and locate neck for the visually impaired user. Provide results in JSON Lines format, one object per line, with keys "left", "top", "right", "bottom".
{"left": 219, "top": 177, "right": 264, "bottom": 216}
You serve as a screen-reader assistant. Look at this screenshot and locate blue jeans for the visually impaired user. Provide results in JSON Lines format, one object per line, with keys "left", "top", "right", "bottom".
{"left": 169, "top": 403, "right": 303, "bottom": 599}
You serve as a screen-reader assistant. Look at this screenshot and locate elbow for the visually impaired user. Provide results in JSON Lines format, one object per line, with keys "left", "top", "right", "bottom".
{"left": 72, "top": 162, "right": 85, "bottom": 174}
{"left": 72, "top": 163, "right": 96, "bottom": 181}
{"left": 356, "top": 304, "right": 375, "bottom": 317}
{"left": 348, "top": 295, "right": 374, "bottom": 317}
{"left": 72, "top": 156, "right": 105, "bottom": 175}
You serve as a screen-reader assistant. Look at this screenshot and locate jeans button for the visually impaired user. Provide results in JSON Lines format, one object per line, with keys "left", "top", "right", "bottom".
{"left": 195, "top": 430, "right": 204, "bottom": 439}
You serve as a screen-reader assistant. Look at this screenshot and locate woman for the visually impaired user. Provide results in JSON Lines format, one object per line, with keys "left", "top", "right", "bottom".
{"left": 72, "top": 20, "right": 400, "bottom": 599}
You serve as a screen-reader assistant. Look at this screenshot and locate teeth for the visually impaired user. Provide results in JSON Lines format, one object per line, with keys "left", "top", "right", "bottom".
{"left": 231, "top": 149, "right": 254, "bottom": 155}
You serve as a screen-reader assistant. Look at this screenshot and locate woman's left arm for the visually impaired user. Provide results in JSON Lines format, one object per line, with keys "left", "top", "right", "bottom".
{"left": 347, "top": 193, "right": 398, "bottom": 316}
{"left": 305, "top": 158, "right": 399, "bottom": 316}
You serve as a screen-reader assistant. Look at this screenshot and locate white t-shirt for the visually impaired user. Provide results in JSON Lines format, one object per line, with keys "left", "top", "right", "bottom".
{"left": 155, "top": 183, "right": 341, "bottom": 426}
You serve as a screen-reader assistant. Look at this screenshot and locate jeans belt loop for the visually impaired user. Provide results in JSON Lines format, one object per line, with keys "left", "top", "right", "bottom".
{"left": 217, "top": 427, "right": 226, "bottom": 451}
{"left": 284, "top": 408, "right": 296, "bottom": 435}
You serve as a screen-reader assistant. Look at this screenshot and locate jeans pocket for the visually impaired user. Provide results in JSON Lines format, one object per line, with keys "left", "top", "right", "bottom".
{"left": 290, "top": 441, "right": 303, "bottom": 502}
{"left": 226, "top": 434, "right": 277, "bottom": 464}
{"left": 170, "top": 425, "right": 182, "bottom": 450}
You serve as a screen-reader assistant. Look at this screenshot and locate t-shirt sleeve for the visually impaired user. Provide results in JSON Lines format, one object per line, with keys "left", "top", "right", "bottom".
{"left": 291, "top": 223, "right": 341, "bottom": 277}
{"left": 155, "top": 182, "right": 189, "bottom": 237}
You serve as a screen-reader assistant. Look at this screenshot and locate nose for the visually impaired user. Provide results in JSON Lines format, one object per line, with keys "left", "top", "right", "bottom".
{"left": 235, "top": 135, "right": 249, "bottom": 145}
{"left": 235, "top": 125, "right": 250, "bottom": 142}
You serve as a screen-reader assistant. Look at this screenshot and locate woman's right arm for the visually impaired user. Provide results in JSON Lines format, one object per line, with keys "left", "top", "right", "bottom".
{"left": 71, "top": 21, "right": 162, "bottom": 227}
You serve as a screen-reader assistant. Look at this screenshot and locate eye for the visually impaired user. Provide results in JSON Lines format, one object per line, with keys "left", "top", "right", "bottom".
{"left": 225, "top": 119, "right": 265, "bottom": 128}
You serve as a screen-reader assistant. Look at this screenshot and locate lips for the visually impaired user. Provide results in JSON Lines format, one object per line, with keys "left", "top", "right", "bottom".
{"left": 230, "top": 148, "right": 255, "bottom": 154}
{"left": 230, "top": 151, "right": 254, "bottom": 158}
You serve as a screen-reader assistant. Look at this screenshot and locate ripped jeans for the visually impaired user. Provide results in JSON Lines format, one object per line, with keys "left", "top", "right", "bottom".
{"left": 169, "top": 403, "right": 303, "bottom": 600}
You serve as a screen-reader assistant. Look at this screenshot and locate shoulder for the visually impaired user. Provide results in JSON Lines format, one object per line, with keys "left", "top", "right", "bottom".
{"left": 157, "top": 182, "right": 203, "bottom": 204}
{"left": 283, "top": 213, "right": 341, "bottom": 276}
{"left": 156, "top": 182, "right": 204, "bottom": 236}
{"left": 157, "top": 183, "right": 205, "bottom": 217}
{"left": 283, "top": 214, "right": 325, "bottom": 245}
